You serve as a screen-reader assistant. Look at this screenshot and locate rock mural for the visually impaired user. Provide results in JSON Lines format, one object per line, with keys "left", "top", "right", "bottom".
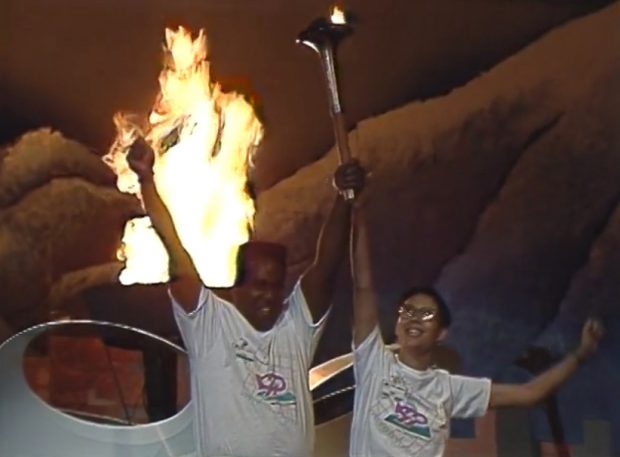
{"left": 0, "top": 2, "right": 618, "bottom": 452}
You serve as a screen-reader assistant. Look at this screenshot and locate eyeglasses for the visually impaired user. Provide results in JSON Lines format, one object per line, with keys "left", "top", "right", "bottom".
{"left": 398, "top": 306, "right": 437, "bottom": 322}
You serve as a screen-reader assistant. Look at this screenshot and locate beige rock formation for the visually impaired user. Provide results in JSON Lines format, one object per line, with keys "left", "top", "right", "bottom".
{"left": 253, "top": 3, "right": 620, "bottom": 361}
{"left": 0, "top": 130, "right": 140, "bottom": 339}
{"left": 0, "top": 5, "right": 618, "bottom": 366}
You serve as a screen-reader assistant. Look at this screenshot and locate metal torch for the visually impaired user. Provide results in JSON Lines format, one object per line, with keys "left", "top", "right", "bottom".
{"left": 297, "top": 7, "right": 355, "bottom": 200}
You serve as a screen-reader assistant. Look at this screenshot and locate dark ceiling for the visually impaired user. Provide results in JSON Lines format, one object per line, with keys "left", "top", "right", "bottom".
{"left": 0, "top": 0, "right": 611, "bottom": 191}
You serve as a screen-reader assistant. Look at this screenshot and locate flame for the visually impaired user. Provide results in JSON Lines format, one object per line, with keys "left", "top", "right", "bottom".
{"left": 330, "top": 5, "right": 346, "bottom": 24}
{"left": 104, "top": 27, "right": 262, "bottom": 287}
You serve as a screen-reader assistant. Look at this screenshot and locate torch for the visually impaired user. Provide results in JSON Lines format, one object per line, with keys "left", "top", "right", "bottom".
{"left": 297, "top": 6, "right": 355, "bottom": 200}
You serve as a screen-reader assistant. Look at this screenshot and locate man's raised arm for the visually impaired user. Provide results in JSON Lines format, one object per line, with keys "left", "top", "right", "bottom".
{"left": 127, "top": 138, "right": 201, "bottom": 311}
{"left": 300, "top": 161, "right": 365, "bottom": 322}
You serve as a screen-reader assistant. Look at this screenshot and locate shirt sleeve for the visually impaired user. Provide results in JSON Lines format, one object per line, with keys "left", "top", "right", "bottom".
{"left": 285, "top": 279, "right": 330, "bottom": 359}
{"left": 352, "top": 326, "right": 387, "bottom": 385}
{"left": 448, "top": 374, "right": 492, "bottom": 418}
{"left": 169, "top": 286, "right": 222, "bottom": 358}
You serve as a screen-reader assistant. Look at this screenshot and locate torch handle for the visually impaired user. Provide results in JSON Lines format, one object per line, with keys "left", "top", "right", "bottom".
{"left": 332, "top": 112, "right": 355, "bottom": 200}
{"left": 333, "top": 112, "right": 351, "bottom": 163}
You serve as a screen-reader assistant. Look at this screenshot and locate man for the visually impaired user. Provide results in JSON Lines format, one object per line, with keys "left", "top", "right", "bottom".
{"left": 127, "top": 137, "right": 365, "bottom": 457}
{"left": 349, "top": 205, "right": 604, "bottom": 457}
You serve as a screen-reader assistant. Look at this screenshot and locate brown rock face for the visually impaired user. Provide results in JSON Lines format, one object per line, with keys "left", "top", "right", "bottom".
{"left": 254, "top": 4, "right": 620, "bottom": 363}
{"left": 1, "top": 4, "right": 618, "bottom": 447}
{"left": 438, "top": 63, "right": 620, "bottom": 373}
{"left": 0, "top": 130, "right": 140, "bottom": 336}
{"left": 0, "top": 5, "right": 618, "bottom": 379}
{"left": 0, "top": 0, "right": 611, "bottom": 191}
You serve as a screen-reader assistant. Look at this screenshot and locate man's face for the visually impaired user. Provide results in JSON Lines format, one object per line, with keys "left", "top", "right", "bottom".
{"left": 394, "top": 293, "right": 447, "bottom": 352}
{"left": 232, "top": 256, "right": 286, "bottom": 332}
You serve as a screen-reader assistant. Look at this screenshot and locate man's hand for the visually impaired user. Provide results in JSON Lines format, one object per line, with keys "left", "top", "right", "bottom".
{"left": 127, "top": 137, "right": 155, "bottom": 182}
{"left": 333, "top": 160, "right": 366, "bottom": 198}
{"left": 574, "top": 318, "right": 605, "bottom": 362}
{"left": 300, "top": 159, "right": 367, "bottom": 322}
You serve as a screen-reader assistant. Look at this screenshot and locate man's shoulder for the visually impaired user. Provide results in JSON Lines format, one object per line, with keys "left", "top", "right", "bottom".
{"left": 208, "top": 287, "right": 235, "bottom": 304}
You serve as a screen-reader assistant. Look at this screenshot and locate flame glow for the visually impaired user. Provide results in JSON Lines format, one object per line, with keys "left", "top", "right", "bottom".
{"left": 104, "top": 27, "right": 262, "bottom": 286}
{"left": 330, "top": 5, "right": 346, "bottom": 24}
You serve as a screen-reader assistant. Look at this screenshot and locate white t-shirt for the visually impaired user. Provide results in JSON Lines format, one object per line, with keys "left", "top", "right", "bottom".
{"left": 171, "top": 281, "right": 328, "bottom": 457}
{"left": 349, "top": 327, "right": 491, "bottom": 457}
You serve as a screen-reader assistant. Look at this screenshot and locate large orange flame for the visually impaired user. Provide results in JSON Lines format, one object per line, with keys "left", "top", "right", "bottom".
{"left": 104, "top": 27, "right": 262, "bottom": 287}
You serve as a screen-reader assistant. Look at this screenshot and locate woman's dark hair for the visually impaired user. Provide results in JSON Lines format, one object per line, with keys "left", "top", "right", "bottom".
{"left": 398, "top": 286, "right": 452, "bottom": 328}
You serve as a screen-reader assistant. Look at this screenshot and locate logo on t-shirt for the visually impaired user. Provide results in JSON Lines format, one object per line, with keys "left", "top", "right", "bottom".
{"left": 255, "top": 372, "right": 297, "bottom": 405}
{"left": 384, "top": 400, "right": 431, "bottom": 439}
{"left": 232, "top": 338, "right": 297, "bottom": 409}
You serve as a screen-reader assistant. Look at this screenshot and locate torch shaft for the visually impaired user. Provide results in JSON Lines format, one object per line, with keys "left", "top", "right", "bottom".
{"left": 332, "top": 112, "right": 352, "bottom": 164}
{"left": 297, "top": 16, "right": 355, "bottom": 199}
{"left": 320, "top": 46, "right": 355, "bottom": 199}
{"left": 322, "top": 46, "right": 343, "bottom": 114}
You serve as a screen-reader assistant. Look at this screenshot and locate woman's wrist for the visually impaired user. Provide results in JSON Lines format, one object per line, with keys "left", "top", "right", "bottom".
{"left": 570, "top": 349, "right": 588, "bottom": 365}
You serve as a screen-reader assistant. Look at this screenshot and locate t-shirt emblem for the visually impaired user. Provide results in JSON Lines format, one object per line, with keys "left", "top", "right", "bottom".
{"left": 384, "top": 400, "right": 431, "bottom": 439}
{"left": 255, "top": 372, "right": 297, "bottom": 405}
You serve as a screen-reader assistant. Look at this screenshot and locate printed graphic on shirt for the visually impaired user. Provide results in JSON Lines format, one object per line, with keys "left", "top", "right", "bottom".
{"left": 255, "top": 372, "right": 297, "bottom": 405}
{"left": 234, "top": 338, "right": 257, "bottom": 363}
{"left": 372, "top": 373, "right": 448, "bottom": 451}
{"left": 384, "top": 399, "right": 431, "bottom": 438}
{"left": 233, "top": 337, "right": 298, "bottom": 422}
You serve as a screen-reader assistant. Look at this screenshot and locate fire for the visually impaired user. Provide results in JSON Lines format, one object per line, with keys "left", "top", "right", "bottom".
{"left": 329, "top": 5, "right": 346, "bottom": 24}
{"left": 104, "top": 27, "right": 263, "bottom": 287}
